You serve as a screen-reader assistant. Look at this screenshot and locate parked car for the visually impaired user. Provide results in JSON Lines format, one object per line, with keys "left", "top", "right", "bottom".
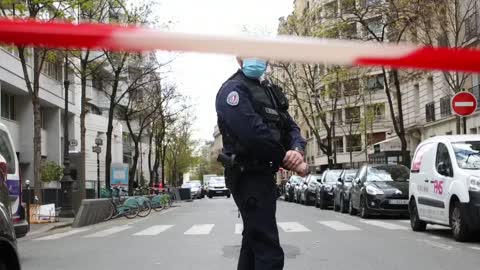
{"left": 300, "top": 174, "right": 322, "bottom": 205}
{"left": 409, "top": 135, "right": 480, "bottom": 241}
{"left": 349, "top": 164, "right": 410, "bottom": 218}
{"left": 333, "top": 169, "right": 357, "bottom": 213}
{"left": 285, "top": 175, "right": 302, "bottom": 202}
{"left": 0, "top": 154, "right": 21, "bottom": 270}
{"left": 294, "top": 176, "right": 307, "bottom": 203}
{"left": 315, "top": 169, "right": 343, "bottom": 209}
{"left": 181, "top": 181, "right": 203, "bottom": 199}
{"left": 0, "top": 123, "right": 28, "bottom": 238}
{"left": 206, "top": 177, "right": 230, "bottom": 198}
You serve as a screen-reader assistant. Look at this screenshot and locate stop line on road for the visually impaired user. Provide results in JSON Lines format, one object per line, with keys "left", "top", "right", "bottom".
{"left": 32, "top": 219, "right": 430, "bottom": 241}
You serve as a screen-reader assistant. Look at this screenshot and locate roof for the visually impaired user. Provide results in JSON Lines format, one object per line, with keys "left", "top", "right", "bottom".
{"left": 422, "top": 135, "right": 480, "bottom": 144}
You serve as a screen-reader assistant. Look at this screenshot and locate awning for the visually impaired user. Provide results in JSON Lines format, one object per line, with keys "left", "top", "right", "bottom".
{"left": 371, "top": 136, "right": 408, "bottom": 153}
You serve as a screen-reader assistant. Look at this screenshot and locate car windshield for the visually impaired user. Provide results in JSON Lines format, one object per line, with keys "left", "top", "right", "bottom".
{"left": 324, "top": 171, "right": 342, "bottom": 183}
{"left": 452, "top": 141, "right": 480, "bottom": 169}
{"left": 343, "top": 170, "right": 357, "bottom": 182}
{"left": 367, "top": 166, "right": 409, "bottom": 182}
{"left": 311, "top": 175, "right": 322, "bottom": 182}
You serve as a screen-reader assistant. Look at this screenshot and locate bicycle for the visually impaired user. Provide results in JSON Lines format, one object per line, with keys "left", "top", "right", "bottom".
{"left": 133, "top": 188, "right": 152, "bottom": 217}
{"left": 104, "top": 187, "right": 140, "bottom": 220}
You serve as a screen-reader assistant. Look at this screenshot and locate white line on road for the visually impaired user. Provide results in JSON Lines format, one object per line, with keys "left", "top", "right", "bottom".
{"left": 85, "top": 225, "right": 132, "bottom": 238}
{"left": 34, "top": 228, "right": 90, "bottom": 241}
{"left": 235, "top": 224, "right": 243, "bottom": 234}
{"left": 360, "top": 220, "right": 408, "bottom": 230}
{"left": 469, "top": 246, "right": 480, "bottom": 251}
{"left": 133, "top": 225, "right": 173, "bottom": 236}
{"left": 277, "top": 222, "right": 311, "bottom": 232}
{"left": 318, "top": 221, "right": 361, "bottom": 231}
{"left": 416, "top": 239, "right": 455, "bottom": 251}
{"left": 184, "top": 224, "right": 215, "bottom": 235}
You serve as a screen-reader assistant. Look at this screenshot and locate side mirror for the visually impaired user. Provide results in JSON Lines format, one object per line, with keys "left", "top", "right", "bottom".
{"left": 338, "top": 177, "right": 343, "bottom": 184}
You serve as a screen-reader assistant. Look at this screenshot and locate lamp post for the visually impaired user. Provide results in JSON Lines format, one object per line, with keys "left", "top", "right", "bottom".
{"left": 93, "top": 137, "right": 103, "bottom": 198}
{"left": 59, "top": 54, "right": 75, "bottom": 218}
{"left": 25, "top": 179, "right": 31, "bottom": 224}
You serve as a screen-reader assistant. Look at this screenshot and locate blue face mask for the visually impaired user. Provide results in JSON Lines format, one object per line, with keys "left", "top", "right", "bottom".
{"left": 242, "top": 58, "right": 267, "bottom": 79}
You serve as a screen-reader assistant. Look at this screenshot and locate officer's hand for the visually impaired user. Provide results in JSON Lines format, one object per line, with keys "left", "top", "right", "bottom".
{"left": 294, "top": 162, "right": 309, "bottom": 177}
{"left": 283, "top": 150, "right": 304, "bottom": 171}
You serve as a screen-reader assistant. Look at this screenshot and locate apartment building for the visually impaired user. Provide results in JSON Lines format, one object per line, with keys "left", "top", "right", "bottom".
{"left": 0, "top": 46, "right": 156, "bottom": 194}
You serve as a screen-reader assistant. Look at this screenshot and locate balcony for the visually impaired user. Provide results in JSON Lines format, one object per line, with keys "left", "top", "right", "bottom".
{"left": 425, "top": 102, "right": 435, "bottom": 123}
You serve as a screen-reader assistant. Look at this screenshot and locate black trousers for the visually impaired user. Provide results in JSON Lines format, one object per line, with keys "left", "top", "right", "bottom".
{"left": 230, "top": 171, "right": 284, "bottom": 270}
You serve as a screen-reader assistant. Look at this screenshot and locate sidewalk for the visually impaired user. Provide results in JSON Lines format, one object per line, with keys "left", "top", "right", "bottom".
{"left": 28, "top": 217, "right": 75, "bottom": 236}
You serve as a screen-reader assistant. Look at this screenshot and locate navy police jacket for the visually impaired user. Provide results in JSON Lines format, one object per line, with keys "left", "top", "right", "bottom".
{"left": 216, "top": 70, "right": 306, "bottom": 168}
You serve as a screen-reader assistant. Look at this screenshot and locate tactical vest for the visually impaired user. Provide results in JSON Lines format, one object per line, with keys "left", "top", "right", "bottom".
{"left": 218, "top": 71, "right": 291, "bottom": 160}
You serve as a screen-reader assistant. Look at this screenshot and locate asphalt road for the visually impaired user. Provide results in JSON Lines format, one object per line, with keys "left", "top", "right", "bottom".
{"left": 18, "top": 197, "right": 480, "bottom": 270}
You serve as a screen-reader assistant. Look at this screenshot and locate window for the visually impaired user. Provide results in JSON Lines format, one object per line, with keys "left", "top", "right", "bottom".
{"left": 414, "top": 84, "right": 420, "bottom": 117}
{"left": 366, "top": 75, "right": 384, "bottom": 91}
{"left": 452, "top": 141, "right": 480, "bottom": 169}
{"left": 341, "top": 0, "right": 356, "bottom": 14}
{"left": 334, "top": 137, "right": 344, "bottom": 153}
{"left": 92, "top": 76, "right": 104, "bottom": 90}
{"left": 411, "top": 143, "right": 433, "bottom": 173}
{"left": 465, "top": 11, "right": 478, "bottom": 40}
{"left": 427, "top": 77, "right": 434, "bottom": 101}
{"left": 425, "top": 101, "right": 435, "bottom": 122}
{"left": 331, "top": 109, "right": 343, "bottom": 124}
{"left": 368, "top": 132, "right": 386, "bottom": 145}
{"left": 437, "top": 32, "right": 449, "bottom": 47}
{"left": 88, "top": 103, "right": 102, "bottom": 115}
{"left": 364, "top": 17, "right": 383, "bottom": 39}
{"left": 440, "top": 96, "right": 451, "bottom": 117}
{"left": 470, "top": 85, "right": 480, "bottom": 109}
{"left": 346, "top": 134, "right": 362, "bottom": 152}
{"left": 436, "top": 143, "right": 453, "bottom": 177}
{"left": 345, "top": 107, "right": 361, "bottom": 123}
{"left": 1, "top": 93, "right": 15, "bottom": 121}
{"left": 470, "top": 128, "right": 478, "bottom": 134}
{"left": 367, "top": 103, "right": 385, "bottom": 120}
{"left": 0, "top": 130, "right": 16, "bottom": 174}
{"left": 343, "top": 79, "right": 359, "bottom": 97}
{"left": 42, "top": 59, "right": 62, "bottom": 81}
{"left": 324, "top": 1, "right": 338, "bottom": 18}
{"left": 342, "top": 23, "right": 357, "bottom": 39}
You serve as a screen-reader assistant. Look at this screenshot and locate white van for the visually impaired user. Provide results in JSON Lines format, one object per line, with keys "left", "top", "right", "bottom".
{"left": 409, "top": 135, "right": 480, "bottom": 241}
{"left": 0, "top": 123, "right": 28, "bottom": 237}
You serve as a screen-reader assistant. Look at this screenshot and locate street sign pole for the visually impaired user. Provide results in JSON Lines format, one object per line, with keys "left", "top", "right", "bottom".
{"left": 451, "top": 92, "right": 477, "bottom": 135}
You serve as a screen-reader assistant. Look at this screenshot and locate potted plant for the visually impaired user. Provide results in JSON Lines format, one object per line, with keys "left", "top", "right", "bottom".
{"left": 41, "top": 161, "right": 64, "bottom": 189}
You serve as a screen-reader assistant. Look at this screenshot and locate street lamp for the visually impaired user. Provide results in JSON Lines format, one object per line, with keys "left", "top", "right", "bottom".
{"left": 59, "top": 54, "right": 75, "bottom": 218}
{"left": 25, "top": 179, "right": 31, "bottom": 224}
{"left": 93, "top": 136, "right": 103, "bottom": 198}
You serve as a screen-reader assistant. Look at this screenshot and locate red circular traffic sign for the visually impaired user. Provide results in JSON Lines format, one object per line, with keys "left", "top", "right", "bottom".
{"left": 452, "top": 92, "right": 477, "bottom": 116}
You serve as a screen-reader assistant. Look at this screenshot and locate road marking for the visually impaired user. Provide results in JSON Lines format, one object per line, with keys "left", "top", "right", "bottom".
{"left": 360, "top": 220, "right": 408, "bottom": 230}
{"left": 277, "top": 222, "right": 310, "bottom": 232}
{"left": 184, "top": 224, "right": 215, "bottom": 235}
{"left": 34, "top": 228, "right": 90, "bottom": 241}
{"left": 85, "top": 225, "right": 132, "bottom": 238}
{"left": 469, "top": 246, "right": 480, "bottom": 251}
{"left": 416, "top": 239, "right": 455, "bottom": 251}
{"left": 133, "top": 225, "right": 173, "bottom": 236}
{"left": 235, "top": 224, "right": 243, "bottom": 234}
{"left": 318, "top": 221, "right": 361, "bottom": 231}
{"left": 399, "top": 220, "right": 410, "bottom": 223}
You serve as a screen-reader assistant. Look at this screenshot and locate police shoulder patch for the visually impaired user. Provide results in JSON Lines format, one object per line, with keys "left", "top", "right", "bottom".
{"left": 226, "top": 91, "right": 240, "bottom": 106}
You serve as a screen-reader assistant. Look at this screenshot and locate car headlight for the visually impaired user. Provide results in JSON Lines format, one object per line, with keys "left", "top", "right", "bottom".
{"left": 366, "top": 185, "right": 384, "bottom": 195}
{"left": 469, "top": 176, "right": 480, "bottom": 192}
{"left": 324, "top": 185, "right": 333, "bottom": 192}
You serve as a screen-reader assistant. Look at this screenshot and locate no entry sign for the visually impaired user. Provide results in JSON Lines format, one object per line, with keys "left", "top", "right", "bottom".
{"left": 452, "top": 92, "right": 478, "bottom": 116}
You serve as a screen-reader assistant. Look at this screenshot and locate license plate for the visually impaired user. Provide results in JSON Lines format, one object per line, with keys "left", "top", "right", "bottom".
{"left": 216, "top": 191, "right": 223, "bottom": 194}
{"left": 389, "top": 199, "right": 408, "bottom": 205}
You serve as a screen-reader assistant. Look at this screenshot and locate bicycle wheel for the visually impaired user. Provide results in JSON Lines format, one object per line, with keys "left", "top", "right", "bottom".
{"left": 137, "top": 199, "right": 152, "bottom": 217}
{"left": 104, "top": 201, "right": 115, "bottom": 221}
{"left": 123, "top": 199, "right": 140, "bottom": 219}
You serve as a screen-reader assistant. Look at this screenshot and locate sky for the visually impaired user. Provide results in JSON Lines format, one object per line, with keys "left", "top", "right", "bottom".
{"left": 154, "top": 0, "right": 294, "bottom": 142}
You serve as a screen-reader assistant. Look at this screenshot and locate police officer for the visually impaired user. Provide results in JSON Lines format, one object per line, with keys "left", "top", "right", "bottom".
{"left": 216, "top": 57, "right": 307, "bottom": 270}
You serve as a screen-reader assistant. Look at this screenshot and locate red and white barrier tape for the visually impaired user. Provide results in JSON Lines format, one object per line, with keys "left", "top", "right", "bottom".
{"left": 0, "top": 19, "right": 479, "bottom": 72}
